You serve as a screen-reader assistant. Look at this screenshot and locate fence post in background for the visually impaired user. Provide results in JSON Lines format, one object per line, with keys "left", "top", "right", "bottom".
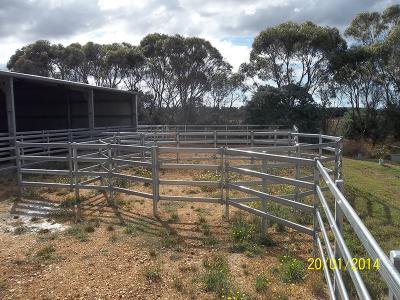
{"left": 313, "top": 158, "right": 320, "bottom": 256}
{"left": 222, "top": 147, "right": 229, "bottom": 219}
{"left": 72, "top": 143, "right": 79, "bottom": 221}
{"left": 15, "top": 141, "right": 22, "bottom": 200}
{"left": 68, "top": 142, "right": 73, "bottom": 192}
{"left": 295, "top": 143, "right": 301, "bottom": 202}
{"left": 152, "top": 146, "right": 159, "bottom": 217}
{"left": 274, "top": 129, "right": 277, "bottom": 147}
{"left": 107, "top": 144, "right": 114, "bottom": 205}
{"left": 250, "top": 131, "right": 255, "bottom": 164}
{"left": 389, "top": 251, "right": 400, "bottom": 300}
{"left": 140, "top": 133, "right": 145, "bottom": 161}
{"left": 214, "top": 131, "right": 217, "bottom": 148}
{"left": 334, "top": 179, "right": 344, "bottom": 298}
{"left": 261, "top": 153, "right": 269, "bottom": 234}
{"left": 319, "top": 133, "right": 323, "bottom": 157}
{"left": 176, "top": 132, "right": 180, "bottom": 163}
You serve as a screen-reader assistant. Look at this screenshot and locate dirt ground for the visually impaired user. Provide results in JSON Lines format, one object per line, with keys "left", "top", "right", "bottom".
{"left": 0, "top": 154, "right": 325, "bottom": 300}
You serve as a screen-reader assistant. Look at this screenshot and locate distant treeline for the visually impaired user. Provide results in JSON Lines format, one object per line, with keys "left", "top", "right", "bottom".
{"left": 7, "top": 5, "right": 400, "bottom": 140}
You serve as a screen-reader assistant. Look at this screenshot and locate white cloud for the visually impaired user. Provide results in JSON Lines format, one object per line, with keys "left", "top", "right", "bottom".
{"left": 0, "top": 0, "right": 395, "bottom": 70}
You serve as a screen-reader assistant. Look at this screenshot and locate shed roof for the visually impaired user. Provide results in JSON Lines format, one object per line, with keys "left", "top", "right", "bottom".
{"left": 0, "top": 70, "right": 137, "bottom": 95}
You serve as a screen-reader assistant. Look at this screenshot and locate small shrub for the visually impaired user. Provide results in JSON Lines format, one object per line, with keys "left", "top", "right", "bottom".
{"left": 229, "top": 215, "right": 271, "bottom": 257}
{"left": 200, "top": 222, "right": 211, "bottom": 235}
{"left": 160, "top": 230, "right": 180, "bottom": 249}
{"left": 106, "top": 225, "right": 114, "bottom": 231}
{"left": 145, "top": 266, "right": 161, "bottom": 282}
{"left": 278, "top": 255, "right": 305, "bottom": 283}
{"left": 172, "top": 276, "right": 185, "bottom": 293}
{"left": 134, "top": 167, "right": 152, "bottom": 178}
{"left": 65, "top": 224, "right": 88, "bottom": 242}
{"left": 254, "top": 273, "right": 269, "bottom": 292}
{"left": 35, "top": 245, "right": 56, "bottom": 260}
{"left": 124, "top": 223, "right": 138, "bottom": 235}
{"left": 202, "top": 235, "right": 219, "bottom": 246}
{"left": 168, "top": 212, "right": 179, "bottom": 223}
{"left": 14, "top": 226, "right": 27, "bottom": 235}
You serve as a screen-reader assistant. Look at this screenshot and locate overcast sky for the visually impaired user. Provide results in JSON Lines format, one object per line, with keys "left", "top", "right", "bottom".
{"left": 0, "top": 0, "right": 396, "bottom": 71}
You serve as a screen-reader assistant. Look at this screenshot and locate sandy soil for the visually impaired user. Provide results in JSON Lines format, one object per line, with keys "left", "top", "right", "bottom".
{"left": 0, "top": 155, "right": 325, "bottom": 300}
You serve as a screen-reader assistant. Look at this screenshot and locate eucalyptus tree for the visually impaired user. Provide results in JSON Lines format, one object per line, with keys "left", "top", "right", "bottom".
{"left": 7, "top": 40, "right": 55, "bottom": 77}
{"left": 241, "top": 21, "right": 346, "bottom": 95}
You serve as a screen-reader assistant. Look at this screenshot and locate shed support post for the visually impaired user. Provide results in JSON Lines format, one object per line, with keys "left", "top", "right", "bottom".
{"left": 0, "top": 77, "right": 17, "bottom": 161}
{"left": 130, "top": 93, "right": 138, "bottom": 131}
{"left": 87, "top": 89, "right": 95, "bottom": 138}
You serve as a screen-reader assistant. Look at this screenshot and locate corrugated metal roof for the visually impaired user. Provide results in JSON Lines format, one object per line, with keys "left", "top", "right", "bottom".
{"left": 0, "top": 70, "right": 137, "bottom": 95}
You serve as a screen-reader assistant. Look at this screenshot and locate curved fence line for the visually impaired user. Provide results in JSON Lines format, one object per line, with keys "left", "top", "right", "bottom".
{"left": 10, "top": 128, "right": 400, "bottom": 300}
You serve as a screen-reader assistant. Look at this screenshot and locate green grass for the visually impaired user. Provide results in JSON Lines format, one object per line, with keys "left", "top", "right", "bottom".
{"left": 341, "top": 158, "right": 400, "bottom": 299}
{"left": 35, "top": 245, "right": 56, "bottom": 261}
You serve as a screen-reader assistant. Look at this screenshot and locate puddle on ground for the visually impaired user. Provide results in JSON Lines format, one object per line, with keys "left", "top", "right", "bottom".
{"left": 0, "top": 214, "right": 67, "bottom": 234}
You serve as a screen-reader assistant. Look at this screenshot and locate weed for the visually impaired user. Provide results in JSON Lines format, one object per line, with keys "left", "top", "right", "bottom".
{"left": 133, "top": 167, "right": 152, "bottom": 178}
{"left": 65, "top": 224, "right": 88, "bottom": 242}
{"left": 312, "top": 277, "right": 325, "bottom": 297}
{"left": 14, "top": 226, "right": 27, "bottom": 235}
{"left": 202, "top": 235, "right": 219, "bottom": 246}
{"left": 229, "top": 215, "right": 272, "bottom": 257}
{"left": 254, "top": 273, "right": 269, "bottom": 292}
{"left": 160, "top": 230, "right": 180, "bottom": 249}
{"left": 109, "top": 234, "right": 118, "bottom": 242}
{"left": 168, "top": 212, "right": 179, "bottom": 223}
{"left": 193, "top": 170, "right": 221, "bottom": 192}
{"left": 145, "top": 266, "right": 162, "bottom": 282}
{"left": 60, "top": 195, "right": 77, "bottom": 208}
{"left": 172, "top": 276, "right": 185, "bottom": 293}
{"left": 35, "top": 245, "right": 56, "bottom": 261}
{"left": 149, "top": 249, "right": 156, "bottom": 257}
{"left": 106, "top": 225, "right": 114, "bottom": 231}
{"left": 278, "top": 255, "right": 305, "bottom": 283}
{"left": 200, "top": 222, "right": 211, "bottom": 235}
{"left": 84, "top": 224, "right": 95, "bottom": 233}
{"left": 124, "top": 223, "right": 138, "bottom": 235}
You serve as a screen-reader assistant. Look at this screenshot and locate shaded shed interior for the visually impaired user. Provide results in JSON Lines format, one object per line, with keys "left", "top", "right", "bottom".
{"left": 0, "top": 74, "right": 135, "bottom": 133}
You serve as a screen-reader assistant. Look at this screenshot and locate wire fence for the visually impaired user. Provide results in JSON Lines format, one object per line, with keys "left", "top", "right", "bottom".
{"left": 9, "top": 127, "right": 400, "bottom": 300}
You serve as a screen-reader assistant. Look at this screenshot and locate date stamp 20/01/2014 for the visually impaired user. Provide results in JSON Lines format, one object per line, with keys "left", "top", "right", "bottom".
{"left": 307, "top": 257, "right": 380, "bottom": 271}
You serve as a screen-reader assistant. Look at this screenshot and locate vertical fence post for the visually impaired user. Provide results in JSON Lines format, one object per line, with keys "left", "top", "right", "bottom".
{"left": 176, "top": 132, "right": 180, "bottom": 163}
{"left": 152, "top": 146, "right": 159, "bottom": 217}
{"left": 15, "top": 141, "right": 22, "bottom": 200}
{"left": 274, "top": 129, "right": 277, "bottom": 147}
{"left": 389, "top": 250, "right": 400, "bottom": 300}
{"left": 222, "top": 147, "right": 229, "bottom": 219}
{"left": 214, "top": 131, "right": 217, "bottom": 148}
{"left": 334, "top": 179, "right": 344, "bottom": 298}
{"left": 261, "top": 153, "right": 268, "bottom": 234}
{"left": 319, "top": 133, "right": 323, "bottom": 157}
{"left": 295, "top": 143, "right": 301, "bottom": 202}
{"left": 72, "top": 143, "right": 79, "bottom": 221}
{"left": 140, "top": 133, "right": 145, "bottom": 161}
{"left": 313, "top": 158, "right": 320, "bottom": 256}
{"left": 68, "top": 142, "right": 73, "bottom": 192}
{"left": 107, "top": 143, "right": 114, "bottom": 205}
{"left": 250, "top": 131, "right": 255, "bottom": 164}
